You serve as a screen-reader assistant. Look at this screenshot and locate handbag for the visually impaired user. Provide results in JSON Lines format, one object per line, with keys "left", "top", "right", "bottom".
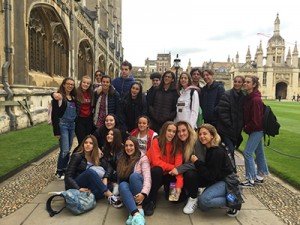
{"left": 46, "top": 189, "right": 96, "bottom": 216}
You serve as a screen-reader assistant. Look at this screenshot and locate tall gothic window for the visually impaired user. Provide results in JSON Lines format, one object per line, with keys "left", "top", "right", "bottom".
{"left": 28, "top": 10, "right": 49, "bottom": 73}
{"left": 28, "top": 6, "right": 69, "bottom": 77}
{"left": 78, "top": 40, "right": 93, "bottom": 80}
{"left": 263, "top": 72, "right": 267, "bottom": 86}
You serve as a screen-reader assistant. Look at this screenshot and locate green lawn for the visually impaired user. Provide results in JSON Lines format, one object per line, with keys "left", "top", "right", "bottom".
{"left": 239, "top": 100, "right": 300, "bottom": 189}
{"left": 0, "top": 123, "right": 57, "bottom": 178}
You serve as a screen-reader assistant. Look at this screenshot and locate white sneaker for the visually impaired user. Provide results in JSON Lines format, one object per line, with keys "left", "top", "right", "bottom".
{"left": 112, "top": 183, "right": 119, "bottom": 196}
{"left": 183, "top": 197, "right": 198, "bottom": 214}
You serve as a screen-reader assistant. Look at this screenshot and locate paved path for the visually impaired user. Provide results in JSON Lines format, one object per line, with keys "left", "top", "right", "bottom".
{"left": 0, "top": 152, "right": 292, "bottom": 225}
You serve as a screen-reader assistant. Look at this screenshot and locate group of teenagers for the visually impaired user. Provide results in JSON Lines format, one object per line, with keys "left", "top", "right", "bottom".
{"left": 50, "top": 60, "right": 269, "bottom": 225}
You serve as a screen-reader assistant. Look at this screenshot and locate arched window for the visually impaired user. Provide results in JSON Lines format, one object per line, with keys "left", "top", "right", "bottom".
{"left": 98, "top": 55, "right": 106, "bottom": 73}
{"left": 28, "top": 9, "right": 49, "bottom": 73}
{"left": 78, "top": 40, "right": 93, "bottom": 80}
{"left": 28, "top": 6, "right": 69, "bottom": 77}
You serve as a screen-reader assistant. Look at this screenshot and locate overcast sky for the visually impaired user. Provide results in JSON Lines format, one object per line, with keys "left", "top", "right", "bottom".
{"left": 122, "top": 0, "right": 300, "bottom": 69}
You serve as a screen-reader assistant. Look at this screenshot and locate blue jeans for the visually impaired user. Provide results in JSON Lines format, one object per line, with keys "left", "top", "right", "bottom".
{"left": 243, "top": 131, "right": 269, "bottom": 180}
{"left": 198, "top": 181, "right": 226, "bottom": 211}
{"left": 57, "top": 119, "right": 75, "bottom": 172}
{"left": 75, "top": 169, "right": 108, "bottom": 200}
{"left": 119, "top": 173, "right": 143, "bottom": 214}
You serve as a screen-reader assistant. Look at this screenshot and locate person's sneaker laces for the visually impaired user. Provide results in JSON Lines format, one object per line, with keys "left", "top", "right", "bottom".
{"left": 254, "top": 178, "right": 264, "bottom": 185}
{"left": 131, "top": 212, "right": 145, "bottom": 225}
{"left": 226, "top": 208, "right": 240, "bottom": 217}
{"left": 108, "top": 195, "right": 123, "bottom": 208}
{"left": 239, "top": 180, "right": 254, "bottom": 188}
{"left": 183, "top": 197, "right": 198, "bottom": 214}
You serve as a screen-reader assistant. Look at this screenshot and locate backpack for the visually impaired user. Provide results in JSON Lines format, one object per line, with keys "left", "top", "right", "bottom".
{"left": 46, "top": 189, "right": 96, "bottom": 216}
{"left": 262, "top": 104, "right": 280, "bottom": 146}
{"left": 190, "top": 89, "right": 203, "bottom": 128}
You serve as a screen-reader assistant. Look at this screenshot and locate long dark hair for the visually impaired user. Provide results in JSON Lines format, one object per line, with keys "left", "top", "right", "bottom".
{"left": 158, "top": 70, "right": 176, "bottom": 90}
{"left": 158, "top": 121, "right": 178, "bottom": 156}
{"left": 77, "top": 135, "right": 100, "bottom": 166}
{"left": 126, "top": 82, "right": 143, "bottom": 104}
{"left": 58, "top": 77, "right": 77, "bottom": 99}
{"left": 102, "top": 128, "right": 123, "bottom": 158}
{"left": 117, "top": 136, "right": 141, "bottom": 180}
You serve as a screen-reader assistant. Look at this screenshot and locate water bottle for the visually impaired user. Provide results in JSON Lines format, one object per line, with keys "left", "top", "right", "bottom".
{"left": 226, "top": 193, "right": 236, "bottom": 203}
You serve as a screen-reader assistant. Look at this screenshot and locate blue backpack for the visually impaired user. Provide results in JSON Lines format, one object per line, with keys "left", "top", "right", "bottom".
{"left": 46, "top": 189, "right": 96, "bottom": 216}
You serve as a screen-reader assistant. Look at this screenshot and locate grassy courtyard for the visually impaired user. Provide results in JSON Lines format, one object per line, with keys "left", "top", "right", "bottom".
{"left": 0, "top": 123, "right": 57, "bottom": 178}
{"left": 240, "top": 100, "right": 300, "bottom": 189}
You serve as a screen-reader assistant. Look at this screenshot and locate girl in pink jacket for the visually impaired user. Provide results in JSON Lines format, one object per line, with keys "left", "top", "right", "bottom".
{"left": 117, "top": 136, "right": 151, "bottom": 225}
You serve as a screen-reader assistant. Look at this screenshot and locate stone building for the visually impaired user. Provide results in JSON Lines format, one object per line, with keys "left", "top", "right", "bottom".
{"left": 0, "top": 0, "right": 123, "bottom": 133}
{"left": 203, "top": 14, "right": 300, "bottom": 98}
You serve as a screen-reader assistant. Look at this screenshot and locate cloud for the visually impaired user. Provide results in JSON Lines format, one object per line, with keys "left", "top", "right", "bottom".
{"left": 168, "top": 48, "right": 207, "bottom": 56}
{"left": 208, "top": 30, "right": 246, "bottom": 41}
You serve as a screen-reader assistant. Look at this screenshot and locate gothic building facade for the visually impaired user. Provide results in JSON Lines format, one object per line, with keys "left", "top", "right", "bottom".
{"left": 203, "top": 14, "right": 300, "bottom": 99}
{"left": 0, "top": 0, "right": 123, "bottom": 133}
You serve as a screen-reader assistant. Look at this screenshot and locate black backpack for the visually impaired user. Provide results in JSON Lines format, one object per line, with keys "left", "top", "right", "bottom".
{"left": 263, "top": 104, "right": 280, "bottom": 146}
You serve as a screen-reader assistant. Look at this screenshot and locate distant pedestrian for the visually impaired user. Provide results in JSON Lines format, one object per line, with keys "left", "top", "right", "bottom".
{"left": 297, "top": 94, "right": 300, "bottom": 102}
{"left": 292, "top": 94, "right": 296, "bottom": 101}
{"left": 112, "top": 60, "right": 135, "bottom": 99}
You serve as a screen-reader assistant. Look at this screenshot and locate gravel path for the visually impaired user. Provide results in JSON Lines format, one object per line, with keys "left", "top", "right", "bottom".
{"left": 0, "top": 151, "right": 299, "bottom": 225}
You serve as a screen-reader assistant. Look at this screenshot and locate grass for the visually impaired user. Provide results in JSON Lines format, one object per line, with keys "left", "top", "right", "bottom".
{"left": 0, "top": 123, "right": 57, "bottom": 178}
{"left": 239, "top": 100, "right": 300, "bottom": 189}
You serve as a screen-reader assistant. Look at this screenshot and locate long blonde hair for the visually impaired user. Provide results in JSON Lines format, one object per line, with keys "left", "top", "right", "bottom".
{"left": 198, "top": 124, "right": 221, "bottom": 147}
{"left": 77, "top": 135, "right": 100, "bottom": 166}
{"left": 176, "top": 121, "right": 197, "bottom": 162}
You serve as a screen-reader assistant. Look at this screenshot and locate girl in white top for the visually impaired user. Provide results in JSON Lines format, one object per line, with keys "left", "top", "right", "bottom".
{"left": 175, "top": 72, "right": 200, "bottom": 129}
{"left": 130, "top": 116, "right": 158, "bottom": 154}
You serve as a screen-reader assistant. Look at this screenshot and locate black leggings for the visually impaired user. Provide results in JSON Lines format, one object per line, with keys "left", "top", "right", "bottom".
{"left": 183, "top": 170, "right": 202, "bottom": 198}
{"left": 147, "top": 166, "right": 186, "bottom": 204}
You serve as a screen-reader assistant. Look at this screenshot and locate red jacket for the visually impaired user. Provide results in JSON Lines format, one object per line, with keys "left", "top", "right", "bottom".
{"left": 130, "top": 128, "right": 156, "bottom": 152}
{"left": 147, "top": 138, "right": 183, "bottom": 188}
{"left": 243, "top": 90, "right": 263, "bottom": 134}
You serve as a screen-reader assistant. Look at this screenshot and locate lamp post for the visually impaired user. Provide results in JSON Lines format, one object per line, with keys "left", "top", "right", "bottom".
{"left": 173, "top": 54, "right": 181, "bottom": 81}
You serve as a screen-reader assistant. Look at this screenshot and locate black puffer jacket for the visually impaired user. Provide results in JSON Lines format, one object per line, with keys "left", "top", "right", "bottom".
{"left": 200, "top": 81, "right": 225, "bottom": 127}
{"left": 148, "top": 87, "right": 179, "bottom": 131}
{"left": 64, "top": 152, "right": 113, "bottom": 190}
{"left": 217, "top": 89, "right": 245, "bottom": 144}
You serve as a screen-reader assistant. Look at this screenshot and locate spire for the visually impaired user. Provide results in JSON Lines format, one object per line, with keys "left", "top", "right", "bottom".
{"left": 287, "top": 47, "right": 291, "bottom": 58}
{"left": 257, "top": 40, "right": 263, "bottom": 54}
{"left": 188, "top": 58, "right": 191, "bottom": 67}
{"left": 293, "top": 41, "right": 298, "bottom": 55}
{"left": 274, "top": 13, "right": 280, "bottom": 36}
{"left": 227, "top": 55, "right": 230, "bottom": 63}
{"left": 246, "top": 46, "right": 251, "bottom": 62}
{"left": 236, "top": 52, "right": 239, "bottom": 58}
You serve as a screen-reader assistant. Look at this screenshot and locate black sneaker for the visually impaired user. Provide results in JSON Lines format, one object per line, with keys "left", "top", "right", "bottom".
{"left": 108, "top": 195, "right": 123, "bottom": 208}
{"left": 254, "top": 178, "right": 264, "bottom": 185}
{"left": 227, "top": 208, "right": 240, "bottom": 217}
{"left": 239, "top": 180, "right": 254, "bottom": 188}
{"left": 143, "top": 201, "right": 155, "bottom": 216}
